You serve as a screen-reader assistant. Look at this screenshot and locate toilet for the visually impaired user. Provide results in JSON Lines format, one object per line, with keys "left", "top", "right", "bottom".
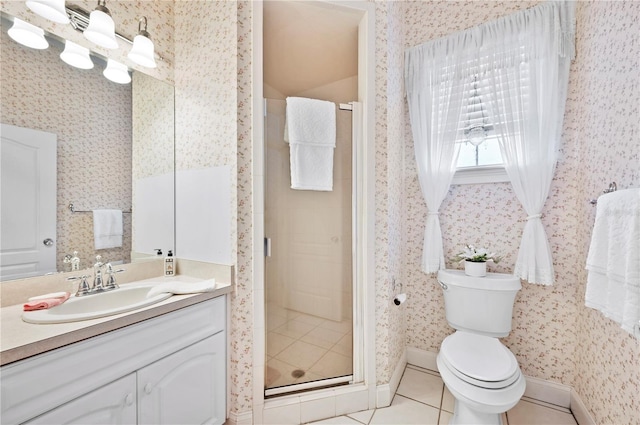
{"left": 436, "top": 269, "right": 526, "bottom": 425}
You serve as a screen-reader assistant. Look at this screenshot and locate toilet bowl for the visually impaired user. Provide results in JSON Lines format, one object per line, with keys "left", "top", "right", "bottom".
{"left": 437, "top": 331, "right": 525, "bottom": 424}
{"left": 436, "top": 270, "right": 525, "bottom": 425}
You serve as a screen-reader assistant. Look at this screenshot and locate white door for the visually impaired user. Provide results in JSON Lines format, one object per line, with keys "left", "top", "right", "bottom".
{"left": 0, "top": 123, "right": 57, "bottom": 280}
{"left": 138, "top": 333, "right": 226, "bottom": 425}
{"left": 24, "top": 374, "right": 137, "bottom": 425}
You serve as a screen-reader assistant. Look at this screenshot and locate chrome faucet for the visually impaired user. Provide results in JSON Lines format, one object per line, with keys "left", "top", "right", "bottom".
{"left": 67, "top": 256, "right": 124, "bottom": 297}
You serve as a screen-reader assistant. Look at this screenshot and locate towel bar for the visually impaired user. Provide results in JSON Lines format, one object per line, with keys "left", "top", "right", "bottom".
{"left": 69, "top": 203, "right": 132, "bottom": 214}
{"left": 589, "top": 182, "right": 617, "bottom": 205}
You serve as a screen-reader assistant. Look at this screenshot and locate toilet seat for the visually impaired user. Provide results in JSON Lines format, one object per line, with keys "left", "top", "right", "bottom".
{"left": 440, "top": 332, "right": 520, "bottom": 389}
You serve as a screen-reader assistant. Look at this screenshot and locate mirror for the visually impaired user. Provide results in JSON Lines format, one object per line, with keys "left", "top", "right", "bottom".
{"left": 0, "top": 13, "right": 175, "bottom": 281}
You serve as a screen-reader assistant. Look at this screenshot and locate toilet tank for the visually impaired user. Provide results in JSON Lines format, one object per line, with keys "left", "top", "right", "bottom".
{"left": 437, "top": 269, "right": 521, "bottom": 337}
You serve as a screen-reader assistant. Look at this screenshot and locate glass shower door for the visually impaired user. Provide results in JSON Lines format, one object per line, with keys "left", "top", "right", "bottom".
{"left": 264, "top": 98, "right": 353, "bottom": 395}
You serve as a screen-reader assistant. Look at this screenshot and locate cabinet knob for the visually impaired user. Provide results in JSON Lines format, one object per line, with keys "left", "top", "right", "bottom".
{"left": 125, "top": 393, "right": 134, "bottom": 406}
{"left": 144, "top": 383, "right": 153, "bottom": 395}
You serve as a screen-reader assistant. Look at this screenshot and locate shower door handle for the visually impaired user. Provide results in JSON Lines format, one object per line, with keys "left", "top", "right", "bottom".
{"left": 264, "top": 238, "right": 272, "bottom": 257}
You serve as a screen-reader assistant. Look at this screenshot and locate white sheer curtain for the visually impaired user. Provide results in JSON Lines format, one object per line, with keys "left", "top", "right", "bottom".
{"left": 405, "top": 53, "right": 465, "bottom": 273}
{"left": 486, "top": 2, "right": 575, "bottom": 285}
{"left": 405, "top": 1, "right": 575, "bottom": 280}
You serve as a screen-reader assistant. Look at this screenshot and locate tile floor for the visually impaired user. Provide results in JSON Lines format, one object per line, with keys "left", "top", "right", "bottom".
{"left": 309, "top": 365, "right": 578, "bottom": 425}
{"left": 266, "top": 303, "right": 353, "bottom": 389}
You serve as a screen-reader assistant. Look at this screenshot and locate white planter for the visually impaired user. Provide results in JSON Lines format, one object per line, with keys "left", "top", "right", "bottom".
{"left": 464, "top": 261, "right": 487, "bottom": 277}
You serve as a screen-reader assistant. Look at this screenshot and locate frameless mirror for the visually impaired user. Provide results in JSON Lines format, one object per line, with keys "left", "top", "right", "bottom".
{"left": 0, "top": 13, "right": 174, "bottom": 281}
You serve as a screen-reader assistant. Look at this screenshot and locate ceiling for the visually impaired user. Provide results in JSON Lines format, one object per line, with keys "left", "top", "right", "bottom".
{"left": 263, "top": 1, "right": 361, "bottom": 96}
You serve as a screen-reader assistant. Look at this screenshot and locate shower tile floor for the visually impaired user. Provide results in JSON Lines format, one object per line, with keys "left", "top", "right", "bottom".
{"left": 308, "top": 365, "right": 578, "bottom": 425}
{"left": 266, "top": 302, "right": 353, "bottom": 389}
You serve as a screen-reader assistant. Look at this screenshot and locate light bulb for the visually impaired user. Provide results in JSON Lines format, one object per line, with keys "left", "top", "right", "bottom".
{"left": 128, "top": 34, "right": 156, "bottom": 68}
{"left": 84, "top": 2, "right": 117, "bottom": 49}
{"left": 7, "top": 18, "right": 48, "bottom": 50}
{"left": 103, "top": 59, "right": 131, "bottom": 84}
{"left": 25, "top": 0, "right": 70, "bottom": 24}
{"left": 60, "top": 40, "right": 94, "bottom": 69}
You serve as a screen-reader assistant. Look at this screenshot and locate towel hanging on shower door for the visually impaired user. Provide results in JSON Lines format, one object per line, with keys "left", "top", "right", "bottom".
{"left": 284, "top": 96, "right": 336, "bottom": 191}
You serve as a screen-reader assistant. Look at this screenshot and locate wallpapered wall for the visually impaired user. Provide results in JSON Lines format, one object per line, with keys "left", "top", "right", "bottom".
{"left": 401, "top": 1, "right": 639, "bottom": 424}
{"left": 573, "top": 2, "right": 639, "bottom": 424}
{"left": 373, "top": 0, "right": 407, "bottom": 385}
{"left": 0, "top": 21, "right": 132, "bottom": 273}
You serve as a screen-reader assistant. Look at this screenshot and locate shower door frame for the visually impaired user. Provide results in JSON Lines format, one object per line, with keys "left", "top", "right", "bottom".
{"left": 251, "top": 0, "right": 376, "bottom": 419}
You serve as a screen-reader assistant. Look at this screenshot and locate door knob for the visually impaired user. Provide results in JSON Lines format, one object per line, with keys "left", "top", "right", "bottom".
{"left": 43, "top": 238, "right": 54, "bottom": 246}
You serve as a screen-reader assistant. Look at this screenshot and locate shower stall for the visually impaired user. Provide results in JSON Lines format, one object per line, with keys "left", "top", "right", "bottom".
{"left": 264, "top": 98, "right": 358, "bottom": 395}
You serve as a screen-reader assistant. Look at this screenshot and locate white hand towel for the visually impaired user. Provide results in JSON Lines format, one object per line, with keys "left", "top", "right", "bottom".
{"left": 585, "top": 188, "right": 640, "bottom": 335}
{"left": 285, "top": 97, "right": 336, "bottom": 191}
{"left": 93, "top": 209, "right": 123, "bottom": 250}
{"left": 147, "top": 279, "right": 216, "bottom": 298}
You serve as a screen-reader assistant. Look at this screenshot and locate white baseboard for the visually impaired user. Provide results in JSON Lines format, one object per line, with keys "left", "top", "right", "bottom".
{"left": 226, "top": 409, "right": 253, "bottom": 425}
{"left": 571, "top": 390, "right": 596, "bottom": 425}
{"left": 376, "top": 348, "right": 407, "bottom": 408}
{"left": 523, "top": 375, "right": 571, "bottom": 408}
{"left": 406, "top": 346, "right": 438, "bottom": 371}
{"left": 406, "top": 347, "right": 578, "bottom": 410}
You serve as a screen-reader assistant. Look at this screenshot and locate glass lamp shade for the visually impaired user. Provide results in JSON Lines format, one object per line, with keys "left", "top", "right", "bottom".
{"left": 7, "top": 18, "right": 48, "bottom": 50}
{"left": 25, "top": 0, "right": 70, "bottom": 24}
{"left": 103, "top": 59, "right": 131, "bottom": 84}
{"left": 60, "top": 40, "right": 93, "bottom": 69}
{"left": 84, "top": 8, "right": 117, "bottom": 49}
{"left": 467, "top": 126, "right": 488, "bottom": 147}
{"left": 127, "top": 34, "right": 157, "bottom": 68}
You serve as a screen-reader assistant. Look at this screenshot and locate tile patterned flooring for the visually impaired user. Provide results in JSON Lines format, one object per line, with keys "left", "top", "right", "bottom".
{"left": 309, "top": 365, "right": 579, "bottom": 425}
{"left": 266, "top": 303, "right": 353, "bottom": 389}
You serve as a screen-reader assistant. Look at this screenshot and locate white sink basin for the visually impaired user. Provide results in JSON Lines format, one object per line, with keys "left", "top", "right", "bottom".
{"left": 22, "top": 284, "right": 173, "bottom": 324}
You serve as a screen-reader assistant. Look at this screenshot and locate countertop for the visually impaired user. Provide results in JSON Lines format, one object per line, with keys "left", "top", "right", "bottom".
{"left": 0, "top": 276, "right": 232, "bottom": 366}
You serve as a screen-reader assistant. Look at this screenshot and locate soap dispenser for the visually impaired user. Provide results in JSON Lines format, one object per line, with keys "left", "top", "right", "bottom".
{"left": 164, "top": 250, "right": 174, "bottom": 276}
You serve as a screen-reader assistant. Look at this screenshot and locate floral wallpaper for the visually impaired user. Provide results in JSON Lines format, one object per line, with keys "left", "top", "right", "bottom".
{"left": 573, "top": 1, "right": 639, "bottom": 424}
{"left": 373, "top": 0, "right": 407, "bottom": 385}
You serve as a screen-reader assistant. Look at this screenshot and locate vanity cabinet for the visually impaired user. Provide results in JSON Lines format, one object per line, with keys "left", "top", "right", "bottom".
{"left": 1, "top": 296, "right": 226, "bottom": 425}
{"left": 24, "top": 374, "right": 137, "bottom": 425}
{"left": 138, "top": 333, "right": 225, "bottom": 425}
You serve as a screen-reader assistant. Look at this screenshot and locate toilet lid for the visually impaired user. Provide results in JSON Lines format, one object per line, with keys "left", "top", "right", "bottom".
{"left": 441, "top": 332, "right": 519, "bottom": 385}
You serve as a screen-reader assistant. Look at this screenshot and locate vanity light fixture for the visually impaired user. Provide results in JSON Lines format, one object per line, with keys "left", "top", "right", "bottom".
{"left": 25, "top": 0, "right": 70, "bottom": 24}
{"left": 83, "top": 0, "right": 117, "bottom": 49}
{"left": 127, "top": 17, "right": 156, "bottom": 68}
{"left": 60, "top": 40, "right": 94, "bottom": 69}
{"left": 8, "top": 18, "right": 49, "bottom": 50}
{"left": 103, "top": 58, "right": 131, "bottom": 84}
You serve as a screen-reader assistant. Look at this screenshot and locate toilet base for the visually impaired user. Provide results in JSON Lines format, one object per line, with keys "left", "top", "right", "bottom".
{"left": 449, "top": 399, "right": 504, "bottom": 425}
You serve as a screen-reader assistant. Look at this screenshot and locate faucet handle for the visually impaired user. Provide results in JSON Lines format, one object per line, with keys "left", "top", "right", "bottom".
{"left": 104, "top": 263, "right": 125, "bottom": 290}
{"left": 94, "top": 255, "right": 104, "bottom": 269}
{"left": 93, "top": 268, "right": 105, "bottom": 293}
{"left": 67, "top": 275, "right": 91, "bottom": 297}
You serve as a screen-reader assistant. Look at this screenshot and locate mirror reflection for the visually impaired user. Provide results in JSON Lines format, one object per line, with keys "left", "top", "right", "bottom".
{"left": 0, "top": 14, "right": 175, "bottom": 281}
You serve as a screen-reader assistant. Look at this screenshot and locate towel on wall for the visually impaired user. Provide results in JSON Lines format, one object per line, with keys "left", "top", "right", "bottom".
{"left": 93, "top": 209, "right": 123, "bottom": 250}
{"left": 585, "top": 188, "right": 640, "bottom": 336}
{"left": 285, "top": 97, "right": 336, "bottom": 191}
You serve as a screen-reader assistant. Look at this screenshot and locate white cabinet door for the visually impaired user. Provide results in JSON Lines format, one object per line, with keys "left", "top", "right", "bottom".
{"left": 24, "top": 374, "right": 136, "bottom": 425}
{"left": 138, "top": 332, "right": 226, "bottom": 425}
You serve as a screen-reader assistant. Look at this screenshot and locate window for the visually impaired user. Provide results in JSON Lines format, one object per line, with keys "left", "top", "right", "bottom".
{"left": 452, "top": 74, "right": 507, "bottom": 184}
{"left": 452, "top": 59, "right": 530, "bottom": 185}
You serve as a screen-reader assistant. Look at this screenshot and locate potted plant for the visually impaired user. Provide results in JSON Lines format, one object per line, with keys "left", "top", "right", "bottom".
{"left": 453, "top": 245, "right": 501, "bottom": 277}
